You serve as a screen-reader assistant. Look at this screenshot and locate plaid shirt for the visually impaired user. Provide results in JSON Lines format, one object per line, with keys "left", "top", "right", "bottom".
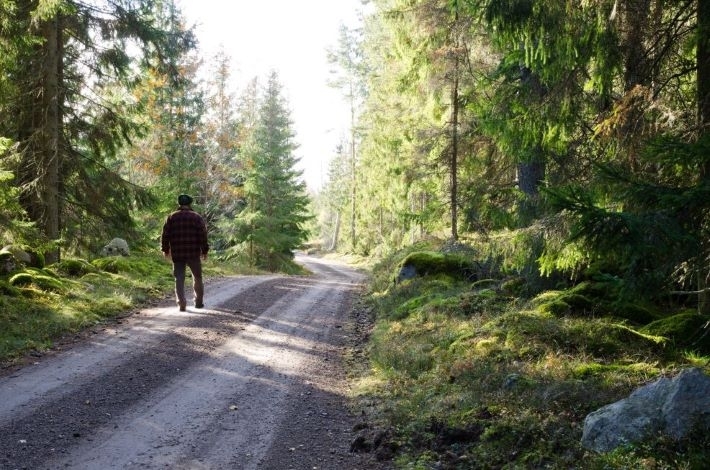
{"left": 160, "top": 207, "right": 209, "bottom": 261}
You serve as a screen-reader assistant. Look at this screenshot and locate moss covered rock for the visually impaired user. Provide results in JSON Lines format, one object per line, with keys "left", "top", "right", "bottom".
{"left": 1, "top": 244, "right": 45, "bottom": 268}
{"left": 532, "top": 289, "right": 593, "bottom": 317}
{"left": 610, "top": 302, "right": 659, "bottom": 325}
{"left": 0, "top": 249, "right": 18, "bottom": 275}
{"left": 501, "top": 277, "right": 527, "bottom": 296}
{"left": 396, "top": 251, "right": 479, "bottom": 283}
{"left": 56, "top": 258, "right": 97, "bottom": 277}
{"left": 640, "top": 311, "right": 710, "bottom": 353}
{"left": 92, "top": 256, "right": 131, "bottom": 274}
{"left": 9, "top": 270, "right": 64, "bottom": 292}
{"left": 537, "top": 298, "right": 571, "bottom": 316}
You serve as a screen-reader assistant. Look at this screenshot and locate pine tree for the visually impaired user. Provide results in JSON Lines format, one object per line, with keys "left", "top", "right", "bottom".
{"left": 232, "top": 72, "right": 310, "bottom": 271}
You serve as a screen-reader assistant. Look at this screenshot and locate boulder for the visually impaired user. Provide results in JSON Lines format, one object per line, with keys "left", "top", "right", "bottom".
{"left": 2, "top": 245, "right": 30, "bottom": 265}
{"left": 1, "top": 245, "right": 44, "bottom": 268}
{"left": 394, "top": 251, "right": 479, "bottom": 284}
{"left": 582, "top": 368, "right": 710, "bottom": 452}
{"left": 0, "top": 249, "right": 17, "bottom": 274}
{"left": 100, "top": 238, "right": 130, "bottom": 256}
{"left": 395, "top": 264, "right": 417, "bottom": 283}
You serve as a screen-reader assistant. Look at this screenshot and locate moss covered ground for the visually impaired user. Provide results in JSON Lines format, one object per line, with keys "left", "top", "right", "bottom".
{"left": 353, "top": 242, "right": 710, "bottom": 469}
{"left": 0, "top": 252, "right": 247, "bottom": 363}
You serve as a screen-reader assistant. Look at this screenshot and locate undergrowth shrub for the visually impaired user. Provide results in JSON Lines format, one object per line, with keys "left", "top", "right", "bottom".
{"left": 397, "top": 251, "right": 481, "bottom": 282}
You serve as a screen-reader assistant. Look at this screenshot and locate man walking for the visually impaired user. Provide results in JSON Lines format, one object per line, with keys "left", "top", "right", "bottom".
{"left": 161, "top": 194, "right": 209, "bottom": 311}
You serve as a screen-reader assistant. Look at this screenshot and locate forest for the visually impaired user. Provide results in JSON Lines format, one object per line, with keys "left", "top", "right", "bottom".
{"left": 1, "top": 0, "right": 709, "bottom": 468}
{"left": 320, "top": 0, "right": 710, "bottom": 316}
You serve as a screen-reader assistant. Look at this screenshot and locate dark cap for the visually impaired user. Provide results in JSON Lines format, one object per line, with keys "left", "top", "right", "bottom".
{"left": 177, "top": 194, "right": 193, "bottom": 206}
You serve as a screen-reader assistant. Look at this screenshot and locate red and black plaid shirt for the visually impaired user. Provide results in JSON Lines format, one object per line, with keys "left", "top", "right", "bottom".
{"left": 160, "top": 207, "right": 209, "bottom": 261}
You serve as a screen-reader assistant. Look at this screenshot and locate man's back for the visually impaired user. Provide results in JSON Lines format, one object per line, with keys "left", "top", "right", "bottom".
{"left": 161, "top": 208, "right": 208, "bottom": 261}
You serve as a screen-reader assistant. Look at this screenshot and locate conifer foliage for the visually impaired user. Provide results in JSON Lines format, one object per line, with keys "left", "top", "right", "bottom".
{"left": 319, "top": 0, "right": 709, "bottom": 312}
{"left": 0, "top": 0, "right": 194, "bottom": 261}
{"left": 228, "top": 72, "right": 310, "bottom": 272}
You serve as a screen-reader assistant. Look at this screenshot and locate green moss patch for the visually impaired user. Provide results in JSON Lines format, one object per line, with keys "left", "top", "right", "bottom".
{"left": 641, "top": 311, "right": 710, "bottom": 353}
{"left": 91, "top": 256, "right": 132, "bottom": 273}
{"left": 0, "top": 280, "right": 21, "bottom": 297}
{"left": 397, "top": 251, "right": 479, "bottom": 282}
{"left": 9, "top": 269, "right": 65, "bottom": 292}
{"left": 56, "top": 258, "right": 97, "bottom": 277}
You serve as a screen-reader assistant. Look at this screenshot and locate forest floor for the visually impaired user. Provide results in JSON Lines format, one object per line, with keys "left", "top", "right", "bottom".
{"left": 0, "top": 255, "right": 392, "bottom": 470}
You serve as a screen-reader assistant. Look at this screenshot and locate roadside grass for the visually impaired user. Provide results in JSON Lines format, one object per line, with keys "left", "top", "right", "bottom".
{"left": 356, "top": 250, "right": 710, "bottom": 469}
{"left": 0, "top": 252, "right": 249, "bottom": 363}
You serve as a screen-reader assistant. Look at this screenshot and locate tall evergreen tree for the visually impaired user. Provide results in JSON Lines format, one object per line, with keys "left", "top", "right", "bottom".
{"left": 129, "top": 0, "right": 205, "bottom": 192}
{"left": 232, "top": 72, "right": 310, "bottom": 271}
{"left": 0, "top": 0, "right": 194, "bottom": 260}
{"left": 351, "top": 0, "right": 451, "bottom": 253}
{"left": 118, "top": 0, "right": 217, "bottom": 252}
{"left": 532, "top": 0, "right": 709, "bottom": 306}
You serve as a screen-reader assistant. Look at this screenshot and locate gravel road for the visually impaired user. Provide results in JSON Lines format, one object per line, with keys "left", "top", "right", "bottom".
{"left": 0, "top": 255, "right": 391, "bottom": 470}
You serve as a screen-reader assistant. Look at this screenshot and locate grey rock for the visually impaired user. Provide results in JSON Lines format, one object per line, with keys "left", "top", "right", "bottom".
{"left": 100, "top": 238, "right": 130, "bottom": 256}
{"left": 582, "top": 368, "right": 710, "bottom": 452}
{"left": 395, "top": 264, "right": 417, "bottom": 283}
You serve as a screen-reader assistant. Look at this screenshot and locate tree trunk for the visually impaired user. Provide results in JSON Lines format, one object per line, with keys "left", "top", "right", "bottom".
{"left": 349, "top": 83, "right": 357, "bottom": 253}
{"left": 327, "top": 211, "right": 340, "bottom": 251}
{"left": 517, "top": 157, "right": 546, "bottom": 198}
{"left": 349, "top": 128, "right": 357, "bottom": 252}
{"left": 420, "top": 192, "right": 425, "bottom": 239}
{"left": 620, "top": 0, "right": 653, "bottom": 171}
{"left": 517, "top": 65, "right": 546, "bottom": 225}
{"left": 517, "top": 155, "right": 545, "bottom": 225}
{"left": 379, "top": 206, "right": 383, "bottom": 243}
{"left": 450, "top": 56, "right": 460, "bottom": 241}
{"left": 40, "top": 15, "right": 63, "bottom": 264}
{"left": 697, "top": 0, "right": 710, "bottom": 314}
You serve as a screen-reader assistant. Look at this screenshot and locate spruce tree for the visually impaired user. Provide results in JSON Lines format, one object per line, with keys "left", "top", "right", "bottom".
{"left": 233, "top": 72, "right": 310, "bottom": 271}
{"left": 318, "top": 143, "right": 351, "bottom": 251}
{"left": 0, "top": 0, "right": 194, "bottom": 260}
{"left": 125, "top": 1, "right": 205, "bottom": 202}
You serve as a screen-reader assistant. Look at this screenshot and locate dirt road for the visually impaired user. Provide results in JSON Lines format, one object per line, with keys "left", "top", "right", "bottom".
{"left": 0, "top": 255, "right": 389, "bottom": 470}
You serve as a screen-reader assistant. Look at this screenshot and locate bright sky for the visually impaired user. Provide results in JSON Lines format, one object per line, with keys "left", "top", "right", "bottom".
{"left": 178, "top": 0, "right": 364, "bottom": 191}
